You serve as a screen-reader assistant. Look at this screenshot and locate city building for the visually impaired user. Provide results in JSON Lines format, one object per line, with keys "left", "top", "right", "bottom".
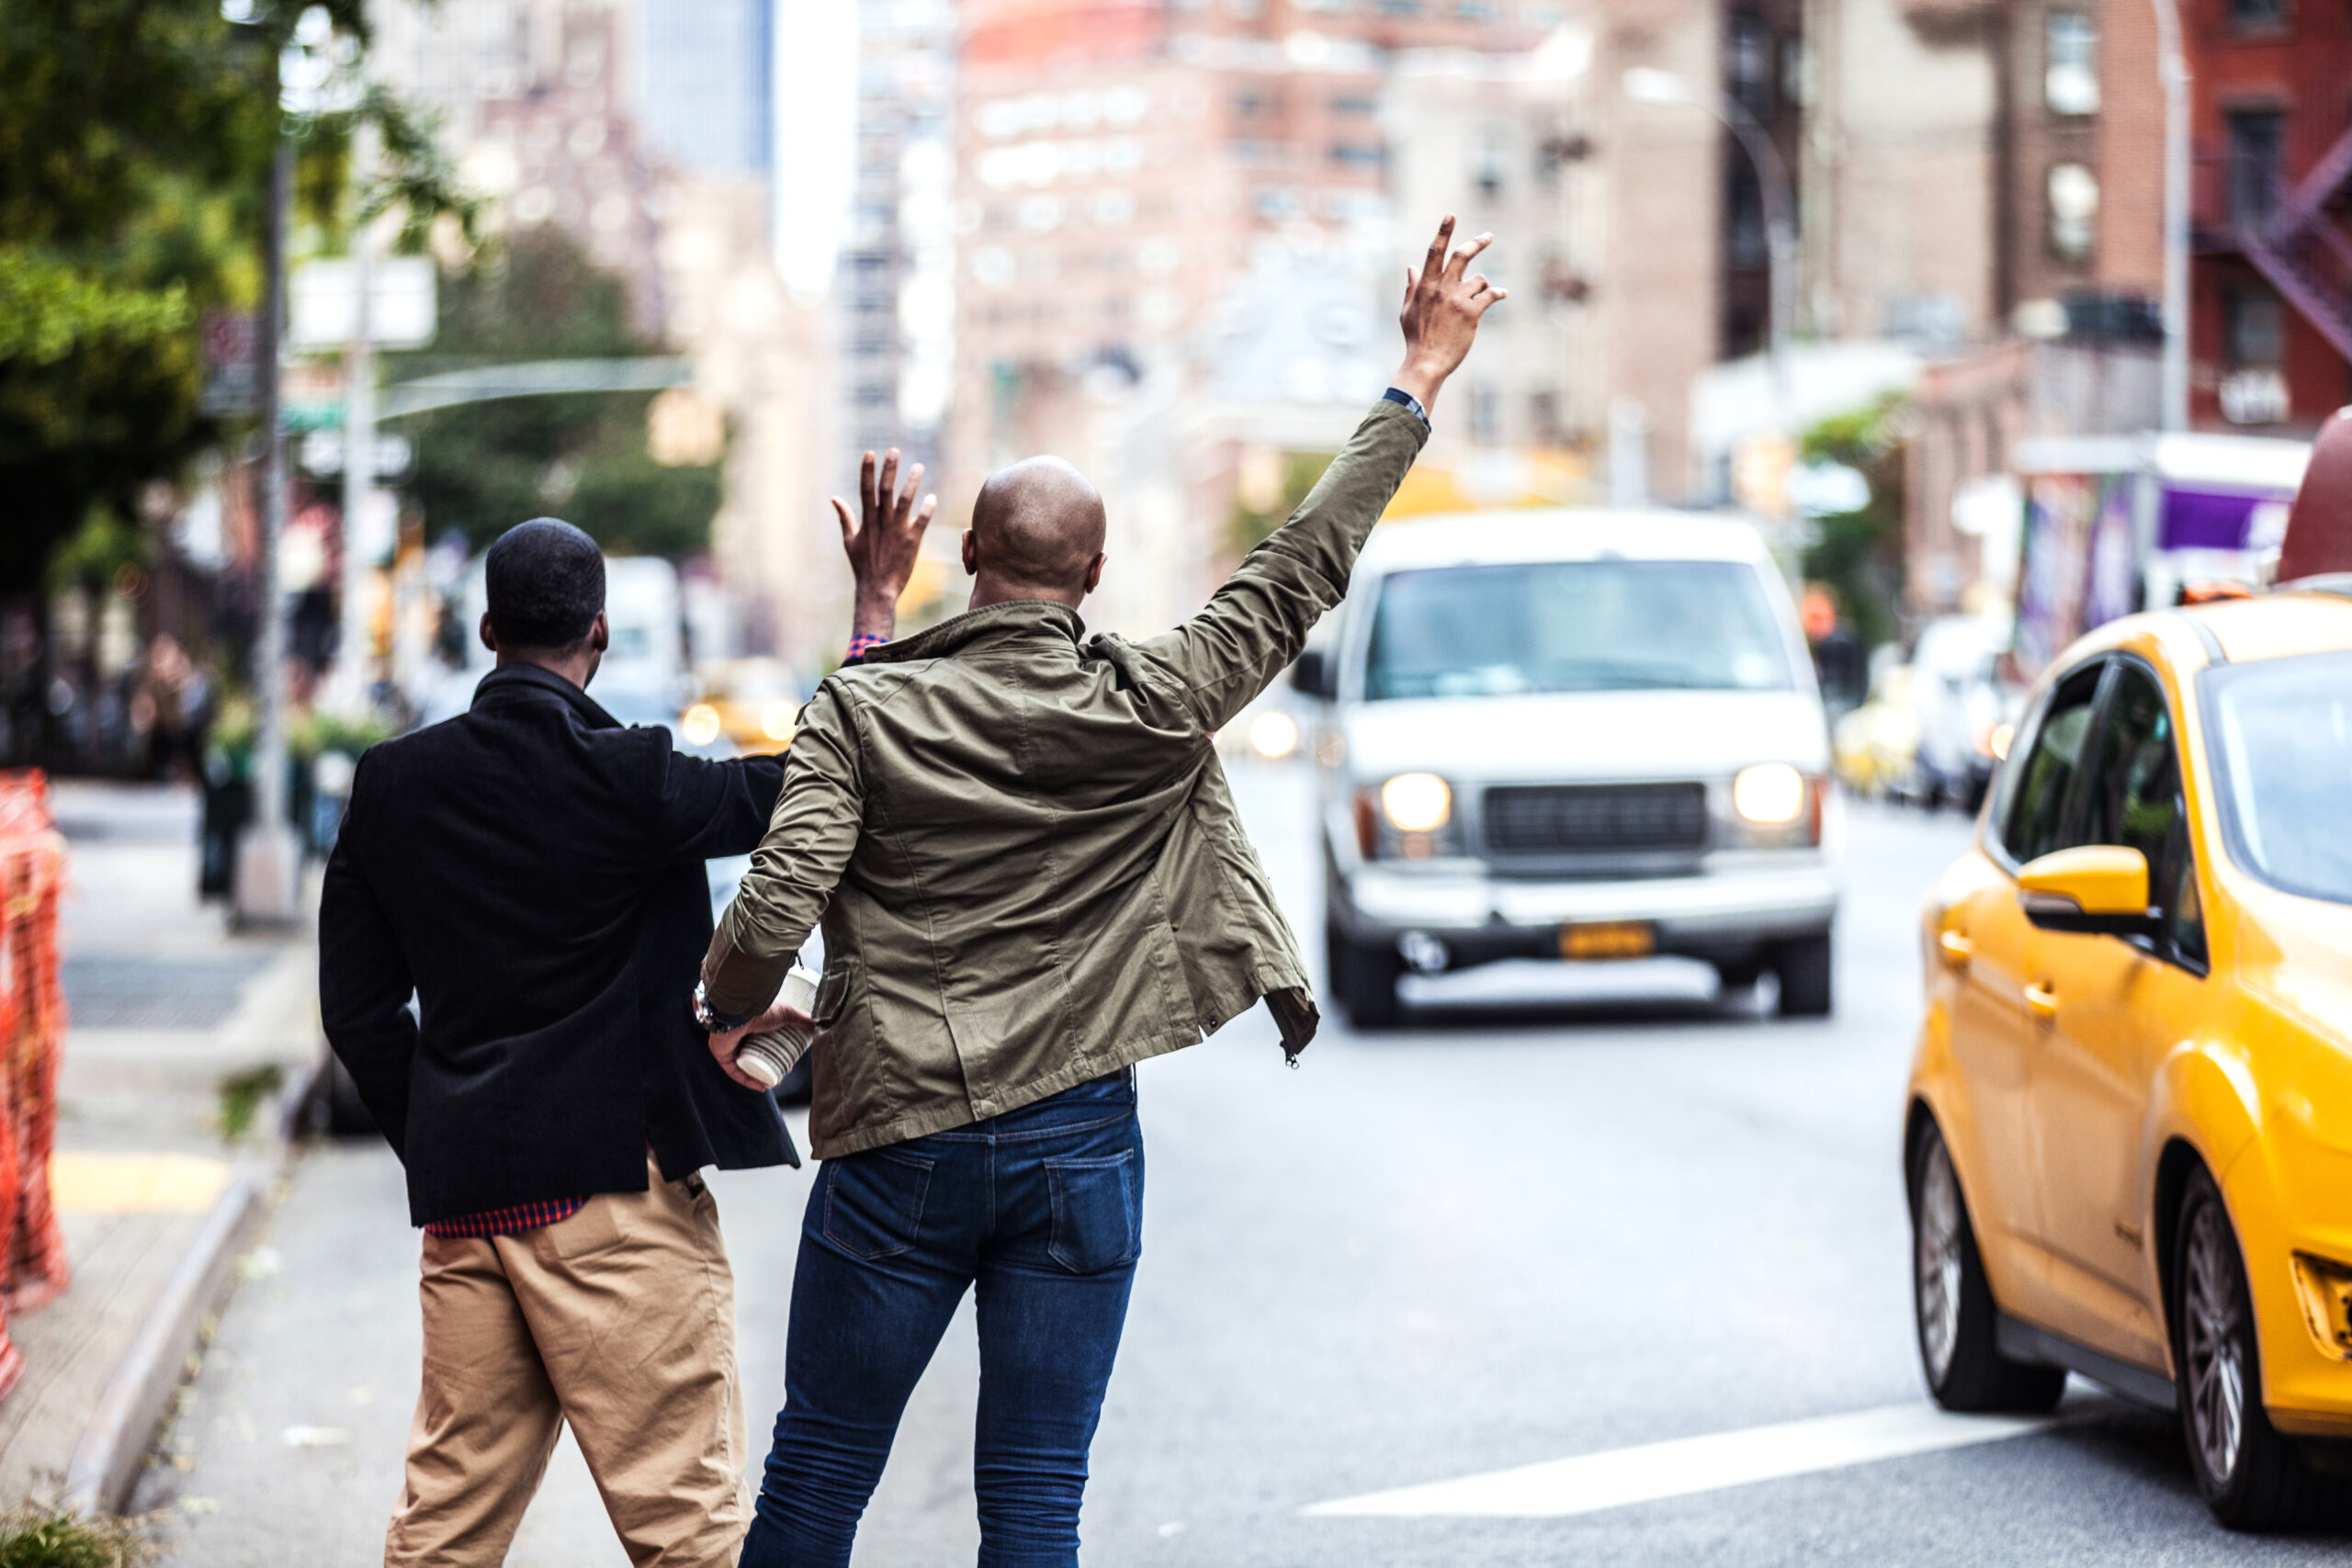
{"left": 2185, "top": 0, "right": 2352, "bottom": 434}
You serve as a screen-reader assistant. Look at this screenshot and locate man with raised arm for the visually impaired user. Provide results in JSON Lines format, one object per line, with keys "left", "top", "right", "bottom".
{"left": 696, "top": 217, "right": 1506, "bottom": 1568}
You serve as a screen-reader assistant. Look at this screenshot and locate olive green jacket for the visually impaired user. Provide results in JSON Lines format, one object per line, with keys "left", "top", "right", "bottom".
{"left": 702, "top": 397, "right": 1427, "bottom": 1157}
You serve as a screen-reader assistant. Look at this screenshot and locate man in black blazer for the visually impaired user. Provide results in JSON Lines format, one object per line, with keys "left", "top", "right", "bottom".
{"left": 322, "top": 518, "right": 798, "bottom": 1567}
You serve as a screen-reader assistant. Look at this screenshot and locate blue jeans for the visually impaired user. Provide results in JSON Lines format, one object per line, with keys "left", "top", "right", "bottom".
{"left": 740, "top": 1070, "right": 1143, "bottom": 1568}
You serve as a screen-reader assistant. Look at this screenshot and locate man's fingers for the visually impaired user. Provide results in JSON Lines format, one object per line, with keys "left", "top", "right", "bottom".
{"left": 859, "top": 450, "right": 878, "bottom": 514}
{"left": 831, "top": 495, "right": 857, "bottom": 549}
{"left": 1476, "top": 286, "right": 1509, "bottom": 313}
{"left": 877, "top": 449, "right": 901, "bottom": 515}
{"left": 914, "top": 493, "right": 939, "bottom": 529}
{"left": 893, "top": 462, "right": 926, "bottom": 526}
{"left": 1465, "top": 273, "right": 1489, "bottom": 297}
{"left": 1422, "top": 215, "right": 1453, "bottom": 281}
{"left": 1445, "top": 231, "right": 1494, "bottom": 280}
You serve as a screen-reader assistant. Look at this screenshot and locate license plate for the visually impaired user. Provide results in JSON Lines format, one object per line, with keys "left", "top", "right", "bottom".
{"left": 1559, "top": 921, "right": 1655, "bottom": 960}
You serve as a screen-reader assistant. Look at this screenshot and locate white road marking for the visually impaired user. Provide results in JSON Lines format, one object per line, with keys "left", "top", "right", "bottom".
{"left": 1303, "top": 1402, "right": 2064, "bottom": 1519}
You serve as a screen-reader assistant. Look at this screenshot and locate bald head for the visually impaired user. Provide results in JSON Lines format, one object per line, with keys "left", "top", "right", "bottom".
{"left": 964, "top": 456, "right": 1107, "bottom": 607}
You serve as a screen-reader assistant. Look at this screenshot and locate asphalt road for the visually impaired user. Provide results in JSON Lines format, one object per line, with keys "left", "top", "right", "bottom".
{"left": 152, "top": 761, "right": 2351, "bottom": 1565}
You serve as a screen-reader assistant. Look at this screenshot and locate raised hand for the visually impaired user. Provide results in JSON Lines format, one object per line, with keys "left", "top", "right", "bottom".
{"left": 1393, "top": 215, "right": 1507, "bottom": 417}
{"left": 836, "top": 448, "right": 938, "bottom": 644}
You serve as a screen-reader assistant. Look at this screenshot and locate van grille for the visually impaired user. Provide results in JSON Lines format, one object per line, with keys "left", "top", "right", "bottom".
{"left": 1482, "top": 783, "right": 1708, "bottom": 856}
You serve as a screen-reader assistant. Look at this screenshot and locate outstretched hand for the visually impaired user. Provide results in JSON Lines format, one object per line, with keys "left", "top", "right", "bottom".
{"left": 1393, "top": 215, "right": 1506, "bottom": 417}
{"left": 836, "top": 448, "right": 937, "bottom": 644}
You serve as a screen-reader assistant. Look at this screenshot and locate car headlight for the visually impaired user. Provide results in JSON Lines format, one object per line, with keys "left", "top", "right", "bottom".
{"left": 1248, "top": 710, "right": 1299, "bottom": 760}
{"left": 682, "top": 704, "right": 723, "bottom": 747}
{"left": 1380, "top": 773, "right": 1453, "bottom": 833}
{"left": 761, "top": 701, "right": 797, "bottom": 743}
{"left": 1733, "top": 762, "right": 1807, "bottom": 825}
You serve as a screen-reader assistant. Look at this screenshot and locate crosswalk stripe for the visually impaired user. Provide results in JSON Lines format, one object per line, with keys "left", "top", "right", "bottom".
{"left": 1302, "top": 1402, "right": 2065, "bottom": 1519}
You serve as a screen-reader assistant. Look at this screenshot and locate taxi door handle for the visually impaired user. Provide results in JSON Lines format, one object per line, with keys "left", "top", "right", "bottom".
{"left": 2024, "top": 981, "right": 2059, "bottom": 1021}
{"left": 1937, "top": 931, "right": 1973, "bottom": 968}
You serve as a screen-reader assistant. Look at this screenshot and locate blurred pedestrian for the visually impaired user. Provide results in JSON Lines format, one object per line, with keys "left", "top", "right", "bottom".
{"left": 699, "top": 216, "right": 1506, "bottom": 1568}
{"left": 130, "top": 634, "right": 206, "bottom": 781}
{"left": 321, "top": 519, "right": 802, "bottom": 1568}
{"left": 1803, "top": 583, "right": 1867, "bottom": 717}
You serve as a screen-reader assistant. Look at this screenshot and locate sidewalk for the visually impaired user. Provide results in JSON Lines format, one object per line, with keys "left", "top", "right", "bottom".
{"left": 0, "top": 781, "right": 320, "bottom": 1510}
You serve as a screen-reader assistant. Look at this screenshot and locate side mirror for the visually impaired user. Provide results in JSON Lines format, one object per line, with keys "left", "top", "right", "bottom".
{"left": 1290, "top": 649, "right": 1335, "bottom": 701}
{"left": 2018, "top": 845, "right": 2160, "bottom": 938}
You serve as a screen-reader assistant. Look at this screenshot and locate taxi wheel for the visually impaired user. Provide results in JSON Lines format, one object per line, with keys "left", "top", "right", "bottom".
{"left": 1910, "top": 1122, "right": 2067, "bottom": 1413}
{"left": 1771, "top": 934, "right": 1834, "bottom": 1017}
{"left": 1325, "top": 923, "right": 1401, "bottom": 1031}
{"left": 2173, "top": 1168, "right": 2320, "bottom": 1531}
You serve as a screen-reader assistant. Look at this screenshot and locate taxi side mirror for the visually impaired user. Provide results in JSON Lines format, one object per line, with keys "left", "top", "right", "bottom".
{"left": 2018, "top": 845, "right": 2161, "bottom": 939}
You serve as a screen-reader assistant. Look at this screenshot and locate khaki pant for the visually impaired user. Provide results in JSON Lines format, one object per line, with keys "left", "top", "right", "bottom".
{"left": 385, "top": 1156, "right": 751, "bottom": 1567}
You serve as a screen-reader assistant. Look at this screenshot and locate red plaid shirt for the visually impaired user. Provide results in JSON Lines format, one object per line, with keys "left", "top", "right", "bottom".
{"left": 423, "top": 1196, "right": 588, "bottom": 1239}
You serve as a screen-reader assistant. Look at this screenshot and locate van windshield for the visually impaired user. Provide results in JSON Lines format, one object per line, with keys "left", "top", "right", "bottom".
{"left": 1362, "top": 559, "right": 1795, "bottom": 700}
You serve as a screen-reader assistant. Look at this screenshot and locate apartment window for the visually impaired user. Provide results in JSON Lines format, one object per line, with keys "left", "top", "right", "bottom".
{"left": 854, "top": 384, "right": 893, "bottom": 407}
{"left": 2227, "top": 108, "right": 2286, "bottom": 228}
{"left": 1331, "top": 142, "right": 1385, "bottom": 167}
{"left": 2229, "top": 0, "right": 2287, "bottom": 30}
{"left": 2045, "top": 14, "right": 2098, "bottom": 117}
{"left": 1529, "top": 389, "right": 1564, "bottom": 445}
{"left": 1468, "top": 380, "right": 1501, "bottom": 445}
{"left": 2048, "top": 162, "right": 2098, "bottom": 261}
{"left": 1726, "top": 13, "right": 1772, "bottom": 117}
{"left": 2225, "top": 287, "right": 2285, "bottom": 368}
{"left": 1329, "top": 96, "right": 1377, "bottom": 116}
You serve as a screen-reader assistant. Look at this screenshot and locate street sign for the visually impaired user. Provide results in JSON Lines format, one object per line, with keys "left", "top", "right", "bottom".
{"left": 198, "top": 310, "right": 258, "bottom": 415}
{"left": 288, "top": 256, "right": 437, "bottom": 350}
{"left": 280, "top": 362, "right": 345, "bottom": 432}
{"left": 298, "top": 430, "right": 414, "bottom": 479}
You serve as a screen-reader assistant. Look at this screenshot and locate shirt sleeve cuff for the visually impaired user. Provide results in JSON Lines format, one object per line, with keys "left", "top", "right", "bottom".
{"left": 1381, "top": 386, "right": 1430, "bottom": 428}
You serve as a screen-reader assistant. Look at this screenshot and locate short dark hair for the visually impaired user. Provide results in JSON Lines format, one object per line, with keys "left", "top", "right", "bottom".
{"left": 485, "top": 518, "right": 605, "bottom": 649}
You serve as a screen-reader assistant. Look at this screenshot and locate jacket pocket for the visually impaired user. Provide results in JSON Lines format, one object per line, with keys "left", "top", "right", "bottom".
{"left": 812, "top": 954, "right": 857, "bottom": 1028}
{"left": 820, "top": 1147, "right": 933, "bottom": 1260}
{"left": 1046, "top": 1151, "right": 1140, "bottom": 1274}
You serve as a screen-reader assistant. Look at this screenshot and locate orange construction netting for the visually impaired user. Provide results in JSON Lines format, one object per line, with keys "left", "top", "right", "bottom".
{"left": 0, "top": 772, "right": 72, "bottom": 1401}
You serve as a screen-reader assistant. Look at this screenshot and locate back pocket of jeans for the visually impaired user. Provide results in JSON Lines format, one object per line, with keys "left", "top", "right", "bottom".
{"left": 820, "top": 1149, "right": 933, "bottom": 1260}
{"left": 1046, "top": 1152, "right": 1138, "bottom": 1275}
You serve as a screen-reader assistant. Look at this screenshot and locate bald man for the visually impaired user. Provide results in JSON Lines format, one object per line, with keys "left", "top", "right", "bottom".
{"left": 700, "top": 218, "right": 1506, "bottom": 1568}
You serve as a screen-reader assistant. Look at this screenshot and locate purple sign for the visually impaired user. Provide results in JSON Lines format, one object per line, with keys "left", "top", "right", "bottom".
{"left": 2160, "top": 486, "right": 2267, "bottom": 551}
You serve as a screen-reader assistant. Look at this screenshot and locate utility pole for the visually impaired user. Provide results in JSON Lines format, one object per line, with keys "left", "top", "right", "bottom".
{"left": 2153, "top": 0, "right": 2192, "bottom": 433}
{"left": 234, "top": 127, "right": 301, "bottom": 925}
{"left": 332, "top": 118, "right": 379, "bottom": 716}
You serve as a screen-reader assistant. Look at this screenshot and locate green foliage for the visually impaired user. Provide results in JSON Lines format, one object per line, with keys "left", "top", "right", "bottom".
{"left": 0, "top": 1503, "right": 155, "bottom": 1568}
{"left": 44, "top": 508, "right": 149, "bottom": 596}
{"left": 1227, "top": 453, "right": 1336, "bottom": 558}
{"left": 0, "top": 0, "right": 469, "bottom": 597}
{"left": 218, "top": 1062, "right": 284, "bottom": 1144}
{"left": 292, "top": 706, "right": 391, "bottom": 759}
{"left": 1798, "top": 395, "right": 1909, "bottom": 649}
{"left": 390, "top": 231, "right": 721, "bottom": 558}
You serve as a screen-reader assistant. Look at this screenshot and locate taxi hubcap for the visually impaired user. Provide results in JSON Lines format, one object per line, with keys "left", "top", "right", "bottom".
{"left": 2183, "top": 1201, "right": 2245, "bottom": 1484}
{"left": 1917, "top": 1138, "right": 1963, "bottom": 1385}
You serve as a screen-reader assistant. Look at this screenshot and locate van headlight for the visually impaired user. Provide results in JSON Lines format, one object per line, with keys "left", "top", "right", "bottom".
{"left": 1733, "top": 762, "right": 1807, "bottom": 825}
{"left": 1380, "top": 773, "right": 1453, "bottom": 832}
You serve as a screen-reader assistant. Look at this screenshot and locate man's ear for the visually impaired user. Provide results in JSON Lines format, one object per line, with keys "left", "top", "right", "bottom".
{"left": 479, "top": 612, "right": 499, "bottom": 654}
{"left": 1083, "top": 553, "right": 1105, "bottom": 594}
{"left": 588, "top": 609, "right": 610, "bottom": 653}
{"left": 961, "top": 530, "right": 978, "bottom": 577}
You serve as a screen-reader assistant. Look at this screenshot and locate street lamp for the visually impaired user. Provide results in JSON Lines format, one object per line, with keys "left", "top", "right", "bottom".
{"left": 1623, "top": 66, "right": 1796, "bottom": 361}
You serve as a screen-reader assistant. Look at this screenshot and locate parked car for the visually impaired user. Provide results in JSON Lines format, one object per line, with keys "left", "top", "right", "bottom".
{"left": 1906, "top": 612, "right": 2019, "bottom": 813}
{"left": 1297, "top": 509, "right": 1839, "bottom": 1026}
{"left": 1905, "top": 587, "right": 2352, "bottom": 1529}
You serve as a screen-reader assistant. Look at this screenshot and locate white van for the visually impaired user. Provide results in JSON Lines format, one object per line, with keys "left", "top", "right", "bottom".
{"left": 1295, "top": 509, "right": 1840, "bottom": 1026}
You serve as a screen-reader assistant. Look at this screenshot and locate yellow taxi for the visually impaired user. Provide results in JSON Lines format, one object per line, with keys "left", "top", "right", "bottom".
{"left": 1905, "top": 588, "right": 2352, "bottom": 1529}
{"left": 680, "top": 658, "right": 805, "bottom": 757}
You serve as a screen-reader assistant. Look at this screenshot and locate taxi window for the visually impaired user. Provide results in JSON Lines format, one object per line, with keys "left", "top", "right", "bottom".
{"left": 2079, "top": 661, "right": 2205, "bottom": 965}
{"left": 2001, "top": 663, "right": 2106, "bottom": 864}
{"left": 2205, "top": 647, "right": 2352, "bottom": 906}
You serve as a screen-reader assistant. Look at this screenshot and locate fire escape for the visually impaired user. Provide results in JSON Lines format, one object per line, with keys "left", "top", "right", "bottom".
{"left": 2231, "top": 124, "right": 2352, "bottom": 363}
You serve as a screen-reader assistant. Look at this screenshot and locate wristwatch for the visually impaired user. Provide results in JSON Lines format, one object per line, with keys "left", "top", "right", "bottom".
{"left": 691, "top": 981, "right": 753, "bottom": 1034}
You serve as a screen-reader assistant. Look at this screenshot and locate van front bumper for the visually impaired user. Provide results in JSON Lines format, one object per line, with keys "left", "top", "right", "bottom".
{"left": 1331, "top": 853, "right": 1840, "bottom": 968}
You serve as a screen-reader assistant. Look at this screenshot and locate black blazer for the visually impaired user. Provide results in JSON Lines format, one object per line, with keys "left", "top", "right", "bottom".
{"left": 321, "top": 663, "right": 797, "bottom": 1226}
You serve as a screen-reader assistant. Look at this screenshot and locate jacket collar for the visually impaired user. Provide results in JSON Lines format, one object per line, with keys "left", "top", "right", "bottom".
{"left": 856, "top": 599, "right": 1085, "bottom": 665}
{"left": 469, "top": 661, "right": 621, "bottom": 730}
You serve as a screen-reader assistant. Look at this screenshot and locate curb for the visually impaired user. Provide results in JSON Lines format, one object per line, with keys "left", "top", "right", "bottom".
{"left": 59, "top": 1001, "right": 328, "bottom": 1517}
{"left": 60, "top": 1176, "right": 261, "bottom": 1516}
